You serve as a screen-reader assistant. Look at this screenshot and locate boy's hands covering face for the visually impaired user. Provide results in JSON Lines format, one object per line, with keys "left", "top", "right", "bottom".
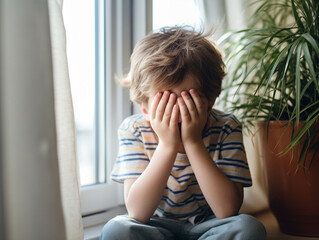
{"left": 149, "top": 89, "right": 208, "bottom": 151}
{"left": 178, "top": 89, "right": 208, "bottom": 145}
{"left": 150, "top": 91, "right": 181, "bottom": 150}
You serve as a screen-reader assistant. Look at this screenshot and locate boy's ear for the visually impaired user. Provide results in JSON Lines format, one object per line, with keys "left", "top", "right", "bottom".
{"left": 139, "top": 104, "right": 150, "bottom": 121}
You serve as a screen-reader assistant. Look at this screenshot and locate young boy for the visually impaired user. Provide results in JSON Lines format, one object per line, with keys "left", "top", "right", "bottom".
{"left": 100, "top": 26, "right": 266, "bottom": 240}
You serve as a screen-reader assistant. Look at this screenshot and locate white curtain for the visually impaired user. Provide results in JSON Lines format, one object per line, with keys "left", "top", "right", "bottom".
{"left": 0, "top": 0, "right": 83, "bottom": 239}
{"left": 48, "top": 0, "right": 84, "bottom": 238}
{"left": 196, "top": 0, "right": 269, "bottom": 214}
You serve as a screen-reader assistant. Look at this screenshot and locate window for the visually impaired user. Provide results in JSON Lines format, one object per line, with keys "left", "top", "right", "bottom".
{"left": 63, "top": 0, "right": 104, "bottom": 187}
{"left": 63, "top": 0, "right": 133, "bottom": 216}
{"left": 63, "top": 0, "right": 153, "bottom": 219}
{"left": 152, "top": 0, "right": 203, "bottom": 31}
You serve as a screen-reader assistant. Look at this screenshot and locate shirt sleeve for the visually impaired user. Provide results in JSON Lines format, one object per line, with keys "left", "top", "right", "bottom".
{"left": 111, "top": 117, "right": 150, "bottom": 183}
{"left": 213, "top": 120, "right": 252, "bottom": 187}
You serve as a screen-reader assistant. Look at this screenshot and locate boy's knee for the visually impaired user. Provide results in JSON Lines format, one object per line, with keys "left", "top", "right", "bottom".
{"left": 100, "top": 215, "right": 133, "bottom": 240}
{"left": 237, "top": 214, "right": 266, "bottom": 240}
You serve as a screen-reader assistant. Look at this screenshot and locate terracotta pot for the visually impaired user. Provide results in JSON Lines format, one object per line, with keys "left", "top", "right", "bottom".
{"left": 257, "top": 121, "right": 319, "bottom": 237}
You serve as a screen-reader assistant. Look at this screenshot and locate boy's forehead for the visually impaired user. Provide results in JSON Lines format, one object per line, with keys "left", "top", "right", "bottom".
{"left": 149, "top": 76, "right": 203, "bottom": 96}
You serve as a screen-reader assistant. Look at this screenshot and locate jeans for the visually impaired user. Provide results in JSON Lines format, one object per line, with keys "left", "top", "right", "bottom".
{"left": 99, "top": 214, "right": 266, "bottom": 240}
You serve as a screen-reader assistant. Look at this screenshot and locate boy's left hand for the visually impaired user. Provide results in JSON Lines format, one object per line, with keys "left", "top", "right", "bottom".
{"left": 178, "top": 89, "right": 208, "bottom": 145}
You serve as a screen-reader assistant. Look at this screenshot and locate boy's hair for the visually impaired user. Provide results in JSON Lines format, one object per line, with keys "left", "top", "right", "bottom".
{"left": 119, "top": 26, "right": 226, "bottom": 105}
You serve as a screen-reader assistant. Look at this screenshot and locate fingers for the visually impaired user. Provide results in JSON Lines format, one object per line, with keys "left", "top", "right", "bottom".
{"left": 170, "top": 104, "right": 180, "bottom": 125}
{"left": 178, "top": 96, "right": 191, "bottom": 122}
{"left": 163, "top": 93, "right": 177, "bottom": 123}
{"left": 179, "top": 90, "right": 198, "bottom": 121}
{"left": 150, "top": 92, "right": 162, "bottom": 120}
{"left": 181, "top": 91, "right": 196, "bottom": 114}
{"left": 151, "top": 91, "right": 178, "bottom": 124}
{"left": 189, "top": 89, "right": 206, "bottom": 113}
{"left": 178, "top": 89, "right": 207, "bottom": 122}
{"left": 156, "top": 91, "right": 170, "bottom": 120}
{"left": 151, "top": 89, "right": 205, "bottom": 124}
{"left": 150, "top": 91, "right": 169, "bottom": 120}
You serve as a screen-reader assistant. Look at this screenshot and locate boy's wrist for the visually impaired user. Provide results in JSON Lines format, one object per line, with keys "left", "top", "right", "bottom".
{"left": 183, "top": 138, "right": 205, "bottom": 152}
{"left": 182, "top": 134, "right": 202, "bottom": 145}
{"left": 157, "top": 141, "right": 179, "bottom": 155}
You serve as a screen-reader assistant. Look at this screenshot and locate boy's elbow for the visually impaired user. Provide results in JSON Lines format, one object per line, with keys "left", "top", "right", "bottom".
{"left": 125, "top": 198, "right": 153, "bottom": 223}
{"left": 128, "top": 211, "right": 151, "bottom": 223}
{"left": 213, "top": 204, "right": 241, "bottom": 219}
{"left": 215, "top": 191, "right": 243, "bottom": 219}
{"left": 214, "top": 210, "right": 238, "bottom": 219}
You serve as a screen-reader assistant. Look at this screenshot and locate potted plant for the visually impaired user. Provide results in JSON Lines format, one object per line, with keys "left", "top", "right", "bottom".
{"left": 218, "top": 0, "right": 319, "bottom": 236}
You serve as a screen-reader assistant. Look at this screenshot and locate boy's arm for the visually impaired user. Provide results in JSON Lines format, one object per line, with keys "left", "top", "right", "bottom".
{"left": 124, "top": 91, "right": 180, "bottom": 223}
{"left": 178, "top": 90, "right": 243, "bottom": 219}
{"left": 124, "top": 143, "right": 177, "bottom": 223}
{"left": 183, "top": 142, "right": 243, "bottom": 219}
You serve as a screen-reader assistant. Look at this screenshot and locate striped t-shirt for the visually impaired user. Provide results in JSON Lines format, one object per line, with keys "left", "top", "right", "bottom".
{"left": 111, "top": 108, "right": 252, "bottom": 221}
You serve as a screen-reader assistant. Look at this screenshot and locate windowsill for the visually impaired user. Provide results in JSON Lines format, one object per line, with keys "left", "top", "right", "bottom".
{"left": 84, "top": 224, "right": 105, "bottom": 240}
{"left": 83, "top": 205, "right": 127, "bottom": 240}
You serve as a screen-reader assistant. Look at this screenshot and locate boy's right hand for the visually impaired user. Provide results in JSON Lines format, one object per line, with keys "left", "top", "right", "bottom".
{"left": 150, "top": 91, "right": 181, "bottom": 151}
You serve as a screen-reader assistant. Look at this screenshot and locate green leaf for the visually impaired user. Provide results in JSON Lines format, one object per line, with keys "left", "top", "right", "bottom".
{"left": 301, "top": 42, "right": 319, "bottom": 93}
{"left": 285, "top": 105, "right": 319, "bottom": 149}
{"left": 302, "top": 33, "right": 319, "bottom": 57}
{"left": 291, "top": 0, "right": 305, "bottom": 30}
{"left": 295, "top": 43, "right": 302, "bottom": 124}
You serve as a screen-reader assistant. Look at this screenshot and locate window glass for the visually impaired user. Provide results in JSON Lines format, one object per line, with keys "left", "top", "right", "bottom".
{"left": 63, "top": 0, "right": 105, "bottom": 186}
{"left": 152, "top": 0, "right": 203, "bottom": 31}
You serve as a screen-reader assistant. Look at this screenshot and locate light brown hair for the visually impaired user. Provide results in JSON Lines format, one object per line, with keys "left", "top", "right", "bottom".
{"left": 118, "top": 26, "right": 226, "bottom": 105}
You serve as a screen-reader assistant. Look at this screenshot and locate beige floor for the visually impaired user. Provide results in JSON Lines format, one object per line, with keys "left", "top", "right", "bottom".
{"left": 255, "top": 210, "right": 319, "bottom": 240}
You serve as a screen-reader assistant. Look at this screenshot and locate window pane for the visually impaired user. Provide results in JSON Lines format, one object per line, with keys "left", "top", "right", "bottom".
{"left": 63, "top": 0, "right": 105, "bottom": 186}
{"left": 152, "top": 0, "right": 203, "bottom": 31}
